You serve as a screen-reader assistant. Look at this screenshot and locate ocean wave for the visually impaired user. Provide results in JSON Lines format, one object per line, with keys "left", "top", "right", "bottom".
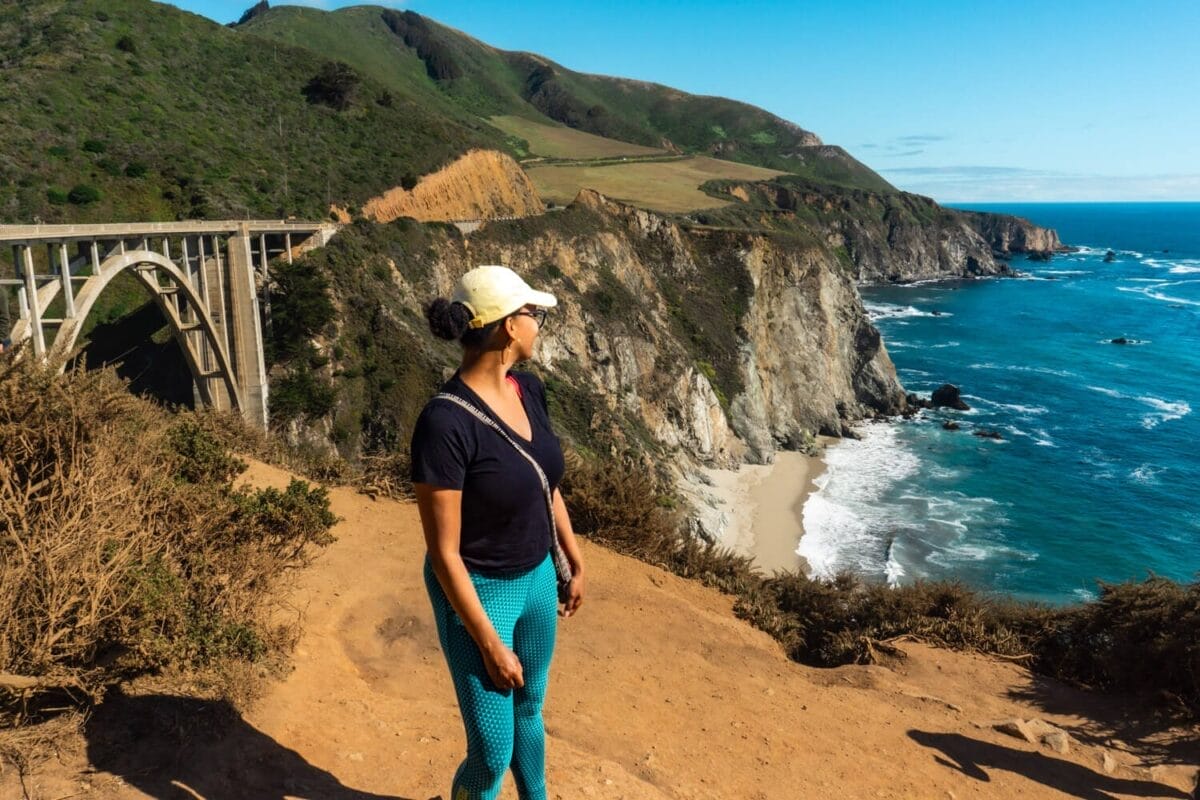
{"left": 962, "top": 395, "right": 1050, "bottom": 416}
{"left": 968, "top": 362, "right": 1078, "bottom": 378}
{"left": 1138, "top": 396, "right": 1191, "bottom": 428}
{"left": 1042, "top": 269, "right": 1090, "bottom": 276}
{"left": 1072, "top": 588, "right": 1098, "bottom": 603}
{"left": 1117, "top": 284, "right": 1200, "bottom": 308}
{"left": 1131, "top": 464, "right": 1164, "bottom": 485}
{"left": 800, "top": 425, "right": 1019, "bottom": 586}
{"left": 864, "top": 301, "right": 952, "bottom": 320}
{"left": 1085, "top": 387, "right": 1191, "bottom": 427}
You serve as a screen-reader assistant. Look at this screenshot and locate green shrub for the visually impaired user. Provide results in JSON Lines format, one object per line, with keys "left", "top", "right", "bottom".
{"left": 302, "top": 61, "right": 360, "bottom": 111}
{"left": 124, "top": 161, "right": 147, "bottom": 178}
{"left": 82, "top": 139, "right": 107, "bottom": 154}
{"left": 270, "top": 368, "right": 336, "bottom": 423}
{"left": 46, "top": 188, "right": 68, "bottom": 205}
{"left": 47, "top": 145, "right": 69, "bottom": 158}
{"left": 67, "top": 184, "right": 101, "bottom": 204}
{"left": 115, "top": 34, "right": 136, "bottom": 53}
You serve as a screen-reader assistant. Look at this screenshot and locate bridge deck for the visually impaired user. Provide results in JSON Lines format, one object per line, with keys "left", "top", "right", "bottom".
{"left": 0, "top": 220, "right": 335, "bottom": 243}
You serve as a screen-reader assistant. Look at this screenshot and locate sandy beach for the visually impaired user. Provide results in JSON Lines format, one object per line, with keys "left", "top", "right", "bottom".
{"left": 699, "top": 439, "right": 833, "bottom": 576}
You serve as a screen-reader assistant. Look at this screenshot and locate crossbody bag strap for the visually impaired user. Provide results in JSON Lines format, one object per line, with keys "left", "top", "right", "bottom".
{"left": 435, "top": 392, "right": 573, "bottom": 587}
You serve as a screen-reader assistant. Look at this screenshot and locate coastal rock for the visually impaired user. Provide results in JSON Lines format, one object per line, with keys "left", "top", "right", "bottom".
{"left": 942, "top": 420, "right": 960, "bottom": 431}
{"left": 930, "top": 384, "right": 970, "bottom": 411}
{"left": 959, "top": 210, "right": 1065, "bottom": 260}
{"left": 1104, "top": 249, "right": 1117, "bottom": 263}
{"left": 1111, "top": 337, "right": 1129, "bottom": 345}
{"left": 973, "top": 429, "right": 1003, "bottom": 440}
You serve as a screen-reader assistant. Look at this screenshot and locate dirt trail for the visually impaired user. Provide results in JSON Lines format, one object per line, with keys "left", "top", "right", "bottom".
{"left": 6, "top": 459, "right": 1196, "bottom": 799}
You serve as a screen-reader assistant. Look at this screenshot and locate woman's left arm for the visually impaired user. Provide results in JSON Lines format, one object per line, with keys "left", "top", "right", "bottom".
{"left": 552, "top": 487, "right": 585, "bottom": 617}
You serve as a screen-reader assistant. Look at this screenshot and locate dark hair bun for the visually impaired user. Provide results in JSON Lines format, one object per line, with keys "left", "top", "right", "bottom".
{"left": 425, "top": 298, "right": 472, "bottom": 341}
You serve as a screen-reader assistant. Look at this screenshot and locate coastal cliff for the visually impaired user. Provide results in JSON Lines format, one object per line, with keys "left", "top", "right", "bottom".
{"left": 288, "top": 190, "right": 906, "bottom": 480}
{"left": 705, "top": 178, "right": 1062, "bottom": 283}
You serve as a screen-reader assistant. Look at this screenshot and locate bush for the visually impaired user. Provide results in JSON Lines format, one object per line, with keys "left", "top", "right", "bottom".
{"left": 67, "top": 184, "right": 101, "bottom": 204}
{"left": 302, "top": 61, "right": 360, "bottom": 111}
{"left": 124, "top": 161, "right": 147, "bottom": 178}
{"left": 0, "top": 361, "right": 338, "bottom": 725}
{"left": 46, "top": 188, "right": 68, "bottom": 205}
{"left": 82, "top": 139, "right": 106, "bottom": 154}
{"left": 270, "top": 368, "right": 336, "bottom": 423}
{"left": 115, "top": 35, "right": 136, "bottom": 53}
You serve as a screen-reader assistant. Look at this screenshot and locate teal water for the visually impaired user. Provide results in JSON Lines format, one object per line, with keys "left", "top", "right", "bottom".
{"left": 799, "top": 203, "right": 1200, "bottom": 604}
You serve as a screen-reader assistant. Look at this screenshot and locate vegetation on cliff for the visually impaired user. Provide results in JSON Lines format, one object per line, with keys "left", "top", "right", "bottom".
{"left": 0, "top": 360, "right": 338, "bottom": 725}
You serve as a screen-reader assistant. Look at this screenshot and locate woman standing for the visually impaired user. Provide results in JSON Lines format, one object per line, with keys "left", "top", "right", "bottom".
{"left": 411, "top": 265, "right": 586, "bottom": 800}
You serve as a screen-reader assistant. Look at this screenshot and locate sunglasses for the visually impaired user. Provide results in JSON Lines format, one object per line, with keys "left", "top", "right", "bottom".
{"left": 512, "top": 308, "right": 548, "bottom": 328}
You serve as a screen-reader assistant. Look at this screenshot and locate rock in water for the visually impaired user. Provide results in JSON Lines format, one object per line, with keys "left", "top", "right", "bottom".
{"left": 931, "top": 384, "right": 970, "bottom": 411}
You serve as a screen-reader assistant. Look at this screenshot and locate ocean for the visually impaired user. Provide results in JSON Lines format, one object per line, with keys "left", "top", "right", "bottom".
{"left": 799, "top": 203, "right": 1200, "bottom": 604}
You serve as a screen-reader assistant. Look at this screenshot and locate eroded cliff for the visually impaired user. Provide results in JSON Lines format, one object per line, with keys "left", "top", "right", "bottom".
{"left": 352, "top": 149, "right": 545, "bottom": 223}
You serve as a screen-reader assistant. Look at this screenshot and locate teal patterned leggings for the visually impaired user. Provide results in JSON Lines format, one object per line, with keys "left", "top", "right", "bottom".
{"left": 424, "top": 553, "right": 558, "bottom": 800}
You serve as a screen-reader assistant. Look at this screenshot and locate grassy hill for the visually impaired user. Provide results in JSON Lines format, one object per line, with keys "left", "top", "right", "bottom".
{"left": 240, "top": 5, "right": 895, "bottom": 191}
{"left": 0, "top": 0, "right": 894, "bottom": 226}
{"left": 0, "top": 0, "right": 504, "bottom": 224}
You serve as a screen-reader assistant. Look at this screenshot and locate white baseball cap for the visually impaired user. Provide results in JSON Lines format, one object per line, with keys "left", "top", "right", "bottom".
{"left": 452, "top": 265, "right": 558, "bottom": 329}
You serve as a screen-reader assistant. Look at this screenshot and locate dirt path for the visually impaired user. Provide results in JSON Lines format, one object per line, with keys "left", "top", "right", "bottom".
{"left": 5, "top": 460, "right": 1196, "bottom": 799}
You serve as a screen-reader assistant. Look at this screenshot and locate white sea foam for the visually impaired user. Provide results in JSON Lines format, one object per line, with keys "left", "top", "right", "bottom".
{"left": 1131, "top": 464, "right": 1164, "bottom": 485}
{"left": 1117, "top": 283, "right": 1200, "bottom": 308}
{"left": 1086, "top": 387, "right": 1191, "bottom": 428}
{"left": 864, "top": 302, "right": 952, "bottom": 320}
{"left": 1138, "top": 396, "right": 1191, "bottom": 428}
{"left": 800, "top": 424, "right": 920, "bottom": 581}
{"left": 968, "top": 362, "right": 1078, "bottom": 378}
{"left": 1072, "top": 588, "right": 1098, "bottom": 603}
{"left": 800, "top": 424, "right": 1018, "bottom": 586}
{"left": 1042, "top": 269, "right": 1089, "bottom": 276}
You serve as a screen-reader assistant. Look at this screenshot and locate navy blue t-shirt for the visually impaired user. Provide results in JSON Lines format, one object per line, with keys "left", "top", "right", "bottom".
{"left": 410, "top": 370, "right": 566, "bottom": 574}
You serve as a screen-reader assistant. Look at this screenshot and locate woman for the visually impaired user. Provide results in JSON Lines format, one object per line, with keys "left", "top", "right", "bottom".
{"left": 410, "top": 265, "right": 586, "bottom": 800}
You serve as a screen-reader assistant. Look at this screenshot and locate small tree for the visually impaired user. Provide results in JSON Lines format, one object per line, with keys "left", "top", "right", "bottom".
{"left": 68, "top": 184, "right": 101, "bottom": 204}
{"left": 302, "top": 61, "right": 360, "bottom": 111}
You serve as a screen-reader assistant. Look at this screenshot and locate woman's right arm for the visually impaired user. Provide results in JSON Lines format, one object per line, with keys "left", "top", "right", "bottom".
{"left": 414, "top": 483, "right": 525, "bottom": 690}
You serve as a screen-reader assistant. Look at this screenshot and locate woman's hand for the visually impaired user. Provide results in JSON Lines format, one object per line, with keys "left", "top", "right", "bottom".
{"left": 482, "top": 640, "right": 524, "bottom": 690}
{"left": 560, "top": 571, "right": 585, "bottom": 618}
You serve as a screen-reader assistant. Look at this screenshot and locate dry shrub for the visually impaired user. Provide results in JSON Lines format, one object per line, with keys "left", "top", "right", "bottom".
{"left": 1030, "top": 577, "right": 1200, "bottom": 711}
{"left": 561, "top": 449, "right": 756, "bottom": 596}
{"left": 0, "top": 359, "right": 338, "bottom": 727}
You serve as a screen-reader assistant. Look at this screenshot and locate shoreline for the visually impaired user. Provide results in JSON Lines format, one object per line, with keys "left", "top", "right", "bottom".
{"left": 699, "top": 437, "right": 835, "bottom": 576}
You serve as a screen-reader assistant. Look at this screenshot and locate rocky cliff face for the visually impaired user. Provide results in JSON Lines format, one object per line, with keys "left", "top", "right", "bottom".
{"left": 352, "top": 149, "right": 544, "bottom": 223}
{"left": 957, "top": 209, "right": 1065, "bottom": 257}
{"left": 305, "top": 190, "right": 905, "bottom": 480}
{"left": 712, "top": 180, "right": 1062, "bottom": 284}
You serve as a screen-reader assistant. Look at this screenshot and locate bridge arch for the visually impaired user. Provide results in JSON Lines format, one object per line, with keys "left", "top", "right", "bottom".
{"left": 53, "top": 250, "right": 243, "bottom": 411}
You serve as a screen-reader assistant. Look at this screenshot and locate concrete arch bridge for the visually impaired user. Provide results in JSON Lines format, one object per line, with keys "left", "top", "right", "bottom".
{"left": 0, "top": 220, "right": 337, "bottom": 428}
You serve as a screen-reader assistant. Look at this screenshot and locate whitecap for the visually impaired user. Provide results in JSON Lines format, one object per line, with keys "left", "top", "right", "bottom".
{"left": 1131, "top": 464, "right": 1164, "bottom": 484}
{"left": 1072, "top": 588, "right": 1098, "bottom": 603}
{"left": 1137, "top": 396, "right": 1191, "bottom": 428}
{"left": 864, "top": 302, "right": 952, "bottom": 320}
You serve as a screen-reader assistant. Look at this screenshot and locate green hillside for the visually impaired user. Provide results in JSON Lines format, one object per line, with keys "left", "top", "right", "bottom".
{"left": 0, "top": 0, "right": 504, "bottom": 224}
{"left": 241, "top": 6, "right": 895, "bottom": 191}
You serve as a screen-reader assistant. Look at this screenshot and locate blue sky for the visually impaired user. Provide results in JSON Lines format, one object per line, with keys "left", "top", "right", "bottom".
{"left": 173, "top": 0, "right": 1200, "bottom": 202}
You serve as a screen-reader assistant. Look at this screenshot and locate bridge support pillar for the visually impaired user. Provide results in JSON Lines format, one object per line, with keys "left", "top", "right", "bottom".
{"left": 227, "top": 226, "right": 270, "bottom": 429}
